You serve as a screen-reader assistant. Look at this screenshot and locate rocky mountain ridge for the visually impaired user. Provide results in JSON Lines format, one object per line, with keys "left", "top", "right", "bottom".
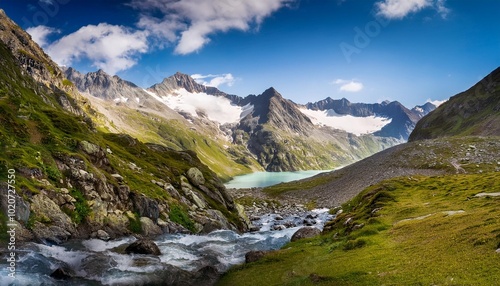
{"left": 66, "top": 68, "right": 432, "bottom": 173}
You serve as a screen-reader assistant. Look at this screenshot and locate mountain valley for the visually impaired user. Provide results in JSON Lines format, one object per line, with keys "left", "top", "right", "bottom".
{"left": 0, "top": 5, "right": 499, "bottom": 286}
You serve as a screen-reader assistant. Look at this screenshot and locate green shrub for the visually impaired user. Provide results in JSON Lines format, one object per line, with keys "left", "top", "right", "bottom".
{"left": 343, "top": 239, "right": 367, "bottom": 250}
{"left": 128, "top": 212, "right": 142, "bottom": 234}
{"left": 45, "top": 165, "right": 62, "bottom": 182}
{"left": 62, "top": 79, "right": 73, "bottom": 87}
{"left": 169, "top": 205, "right": 196, "bottom": 232}
{"left": 69, "top": 189, "right": 90, "bottom": 224}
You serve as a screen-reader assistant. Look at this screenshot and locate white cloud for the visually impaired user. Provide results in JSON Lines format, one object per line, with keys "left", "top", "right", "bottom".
{"left": 26, "top": 25, "right": 59, "bottom": 48}
{"left": 39, "top": 0, "right": 54, "bottom": 5}
{"left": 436, "top": 0, "right": 450, "bottom": 19}
{"left": 375, "top": 0, "right": 450, "bottom": 19}
{"left": 426, "top": 98, "right": 448, "bottom": 107}
{"left": 130, "top": 0, "right": 294, "bottom": 54}
{"left": 334, "top": 79, "right": 364, "bottom": 93}
{"left": 191, "top": 73, "right": 235, "bottom": 88}
{"left": 45, "top": 23, "right": 148, "bottom": 74}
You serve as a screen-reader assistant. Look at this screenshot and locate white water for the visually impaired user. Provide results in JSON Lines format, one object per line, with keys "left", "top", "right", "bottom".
{"left": 224, "top": 170, "right": 330, "bottom": 189}
{"left": 0, "top": 209, "right": 333, "bottom": 286}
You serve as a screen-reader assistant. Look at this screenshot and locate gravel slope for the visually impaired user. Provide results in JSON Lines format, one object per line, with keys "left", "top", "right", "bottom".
{"left": 278, "top": 137, "right": 500, "bottom": 207}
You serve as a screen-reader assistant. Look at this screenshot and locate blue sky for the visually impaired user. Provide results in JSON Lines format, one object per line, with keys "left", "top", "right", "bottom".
{"left": 1, "top": 0, "right": 500, "bottom": 107}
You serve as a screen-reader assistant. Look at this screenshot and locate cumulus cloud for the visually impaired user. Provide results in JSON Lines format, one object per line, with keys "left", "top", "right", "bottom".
{"left": 375, "top": 0, "right": 431, "bottom": 19}
{"left": 333, "top": 79, "right": 364, "bottom": 93}
{"left": 426, "top": 98, "right": 448, "bottom": 107}
{"left": 45, "top": 23, "right": 148, "bottom": 74}
{"left": 26, "top": 25, "right": 59, "bottom": 48}
{"left": 29, "top": 0, "right": 292, "bottom": 75}
{"left": 191, "top": 73, "right": 235, "bottom": 88}
{"left": 130, "top": 0, "right": 294, "bottom": 54}
{"left": 375, "top": 0, "right": 449, "bottom": 19}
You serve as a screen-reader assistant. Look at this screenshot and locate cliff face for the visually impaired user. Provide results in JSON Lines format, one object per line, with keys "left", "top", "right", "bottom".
{"left": 0, "top": 10, "right": 249, "bottom": 244}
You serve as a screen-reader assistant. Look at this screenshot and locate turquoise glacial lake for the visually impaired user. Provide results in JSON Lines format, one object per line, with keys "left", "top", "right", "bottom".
{"left": 224, "top": 170, "right": 331, "bottom": 189}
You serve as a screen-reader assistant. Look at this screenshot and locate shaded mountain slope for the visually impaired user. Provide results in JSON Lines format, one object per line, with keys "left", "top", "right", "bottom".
{"left": 410, "top": 67, "right": 500, "bottom": 141}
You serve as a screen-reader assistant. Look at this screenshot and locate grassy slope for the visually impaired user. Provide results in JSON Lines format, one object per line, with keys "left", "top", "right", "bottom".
{"left": 409, "top": 67, "right": 500, "bottom": 141}
{"left": 219, "top": 172, "right": 500, "bottom": 285}
{"left": 0, "top": 41, "right": 243, "bottom": 232}
{"left": 103, "top": 106, "right": 261, "bottom": 181}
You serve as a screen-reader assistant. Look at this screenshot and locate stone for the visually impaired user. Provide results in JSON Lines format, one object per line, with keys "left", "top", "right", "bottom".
{"left": 249, "top": 226, "right": 260, "bottom": 232}
{"left": 291, "top": 227, "right": 321, "bottom": 242}
{"left": 245, "top": 250, "right": 268, "bottom": 263}
{"left": 50, "top": 267, "right": 74, "bottom": 280}
{"left": 186, "top": 167, "right": 205, "bottom": 186}
{"left": 303, "top": 219, "right": 316, "bottom": 226}
{"left": 344, "top": 217, "right": 353, "bottom": 225}
{"left": 250, "top": 216, "right": 261, "bottom": 221}
{"left": 125, "top": 239, "right": 161, "bottom": 255}
{"left": 235, "top": 203, "right": 251, "bottom": 230}
{"left": 139, "top": 217, "right": 163, "bottom": 237}
{"left": 131, "top": 193, "right": 159, "bottom": 222}
{"left": 272, "top": 225, "right": 286, "bottom": 231}
{"left": 275, "top": 215, "right": 284, "bottom": 220}
{"left": 32, "top": 223, "right": 72, "bottom": 244}
{"left": 164, "top": 184, "right": 181, "bottom": 199}
{"left": 306, "top": 213, "right": 318, "bottom": 219}
{"left": 187, "top": 190, "right": 207, "bottom": 209}
{"left": 30, "top": 194, "right": 75, "bottom": 234}
{"left": 80, "top": 140, "right": 101, "bottom": 155}
{"left": 96, "top": 230, "right": 110, "bottom": 241}
{"left": 111, "top": 174, "right": 124, "bottom": 182}
{"left": 352, "top": 223, "right": 365, "bottom": 231}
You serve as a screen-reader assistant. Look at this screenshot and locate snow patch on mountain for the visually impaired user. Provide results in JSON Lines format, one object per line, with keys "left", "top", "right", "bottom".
{"left": 144, "top": 88, "right": 252, "bottom": 124}
{"left": 299, "top": 108, "right": 392, "bottom": 136}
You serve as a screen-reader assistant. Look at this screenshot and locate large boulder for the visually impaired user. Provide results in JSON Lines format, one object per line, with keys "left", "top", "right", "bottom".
{"left": 186, "top": 167, "right": 205, "bottom": 187}
{"left": 32, "top": 222, "right": 72, "bottom": 244}
{"left": 245, "top": 250, "right": 268, "bottom": 263}
{"left": 125, "top": 239, "right": 161, "bottom": 255}
{"left": 30, "top": 194, "right": 76, "bottom": 234}
{"left": 131, "top": 193, "right": 159, "bottom": 222}
{"left": 139, "top": 217, "right": 163, "bottom": 237}
{"left": 291, "top": 227, "right": 321, "bottom": 242}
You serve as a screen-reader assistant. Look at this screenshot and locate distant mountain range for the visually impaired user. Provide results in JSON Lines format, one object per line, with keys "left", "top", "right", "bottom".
{"left": 64, "top": 67, "right": 435, "bottom": 174}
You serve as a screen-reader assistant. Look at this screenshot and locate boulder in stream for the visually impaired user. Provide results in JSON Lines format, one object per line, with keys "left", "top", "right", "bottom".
{"left": 125, "top": 239, "right": 161, "bottom": 255}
